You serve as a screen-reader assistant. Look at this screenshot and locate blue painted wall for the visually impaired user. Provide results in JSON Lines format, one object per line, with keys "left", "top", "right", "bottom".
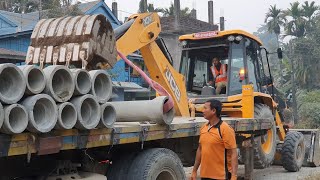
{"left": 0, "top": 34, "right": 31, "bottom": 52}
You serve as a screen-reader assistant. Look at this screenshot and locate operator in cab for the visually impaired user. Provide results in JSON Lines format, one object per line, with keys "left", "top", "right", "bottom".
{"left": 208, "top": 57, "right": 228, "bottom": 95}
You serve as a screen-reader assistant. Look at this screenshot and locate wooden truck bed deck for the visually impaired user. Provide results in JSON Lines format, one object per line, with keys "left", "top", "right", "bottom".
{"left": 0, "top": 117, "right": 272, "bottom": 158}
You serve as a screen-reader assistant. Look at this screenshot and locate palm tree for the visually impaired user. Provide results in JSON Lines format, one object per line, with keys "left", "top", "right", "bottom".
{"left": 138, "top": 0, "right": 162, "bottom": 13}
{"left": 161, "top": 2, "right": 191, "bottom": 17}
{"left": 265, "top": 5, "right": 285, "bottom": 83}
{"left": 283, "top": 2, "right": 306, "bottom": 37}
{"left": 264, "top": 5, "right": 285, "bottom": 47}
{"left": 301, "top": 1, "right": 319, "bottom": 33}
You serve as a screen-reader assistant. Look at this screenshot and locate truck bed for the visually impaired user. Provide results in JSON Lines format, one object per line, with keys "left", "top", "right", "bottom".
{"left": 0, "top": 117, "right": 272, "bottom": 157}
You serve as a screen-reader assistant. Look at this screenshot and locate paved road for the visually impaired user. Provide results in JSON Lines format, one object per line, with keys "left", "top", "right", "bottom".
{"left": 185, "top": 165, "right": 320, "bottom": 180}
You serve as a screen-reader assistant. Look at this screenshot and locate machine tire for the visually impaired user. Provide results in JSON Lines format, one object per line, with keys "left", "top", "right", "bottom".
{"left": 241, "top": 104, "right": 277, "bottom": 169}
{"left": 128, "top": 148, "right": 185, "bottom": 180}
{"left": 107, "top": 153, "right": 137, "bottom": 180}
{"left": 281, "top": 131, "right": 305, "bottom": 172}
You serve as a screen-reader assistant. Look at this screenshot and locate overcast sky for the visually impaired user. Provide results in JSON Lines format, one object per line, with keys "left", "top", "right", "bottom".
{"left": 95, "top": 0, "right": 308, "bottom": 33}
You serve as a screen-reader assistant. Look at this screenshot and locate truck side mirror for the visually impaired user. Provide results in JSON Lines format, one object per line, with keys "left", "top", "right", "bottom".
{"left": 277, "top": 48, "right": 283, "bottom": 59}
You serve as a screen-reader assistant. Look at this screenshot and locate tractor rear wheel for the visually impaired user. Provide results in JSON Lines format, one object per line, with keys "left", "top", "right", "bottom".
{"left": 281, "top": 131, "right": 305, "bottom": 172}
{"left": 241, "top": 104, "right": 277, "bottom": 169}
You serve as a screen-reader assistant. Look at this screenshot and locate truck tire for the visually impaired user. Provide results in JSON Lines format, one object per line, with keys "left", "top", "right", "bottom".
{"left": 128, "top": 148, "right": 186, "bottom": 180}
{"left": 107, "top": 153, "right": 137, "bottom": 180}
{"left": 240, "top": 104, "right": 276, "bottom": 169}
{"left": 281, "top": 131, "right": 305, "bottom": 172}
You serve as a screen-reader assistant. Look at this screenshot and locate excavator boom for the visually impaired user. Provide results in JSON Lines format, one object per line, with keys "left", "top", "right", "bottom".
{"left": 26, "top": 13, "right": 190, "bottom": 117}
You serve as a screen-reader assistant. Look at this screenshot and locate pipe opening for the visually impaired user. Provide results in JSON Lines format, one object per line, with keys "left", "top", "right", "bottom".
{"left": 81, "top": 98, "right": 99, "bottom": 127}
{"left": 0, "top": 67, "right": 24, "bottom": 101}
{"left": 102, "top": 105, "right": 115, "bottom": 127}
{"left": 61, "top": 104, "right": 77, "bottom": 128}
{"left": 33, "top": 98, "right": 56, "bottom": 127}
{"left": 77, "top": 71, "right": 91, "bottom": 94}
{"left": 28, "top": 68, "right": 45, "bottom": 93}
{"left": 8, "top": 106, "right": 27, "bottom": 133}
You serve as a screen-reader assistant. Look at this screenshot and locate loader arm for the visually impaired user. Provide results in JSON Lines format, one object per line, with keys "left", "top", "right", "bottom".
{"left": 115, "top": 13, "right": 190, "bottom": 117}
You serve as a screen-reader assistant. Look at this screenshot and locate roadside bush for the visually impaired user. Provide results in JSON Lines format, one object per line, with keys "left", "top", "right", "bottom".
{"left": 296, "top": 90, "right": 320, "bottom": 128}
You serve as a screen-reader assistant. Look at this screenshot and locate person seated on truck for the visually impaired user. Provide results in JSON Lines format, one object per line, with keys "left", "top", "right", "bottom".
{"left": 208, "top": 57, "right": 228, "bottom": 95}
{"left": 191, "top": 99, "right": 238, "bottom": 180}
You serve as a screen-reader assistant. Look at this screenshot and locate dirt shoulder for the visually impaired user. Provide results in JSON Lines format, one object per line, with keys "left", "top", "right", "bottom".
{"left": 185, "top": 165, "right": 320, "bottom": 180}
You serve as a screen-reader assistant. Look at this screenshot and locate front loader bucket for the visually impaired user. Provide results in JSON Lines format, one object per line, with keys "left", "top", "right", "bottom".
{"left": 273, "top": 129, "right": 320, "bottom": 167}
{"left": 292, "top": 129, "right": 320, "bottom": 167}
{"left": 26, "top": 15, "right": 117, "bottom": 70}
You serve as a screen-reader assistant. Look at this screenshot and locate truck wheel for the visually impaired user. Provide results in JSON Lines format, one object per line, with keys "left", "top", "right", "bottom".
{"left": 107, "top": 153, "right": 137, "bottom": 180}
{"left": 128, "top": 148, "right": 185, "bottom": 180}
{"left": 281, "top": 131, "right": 305, "bottom": 172}
{"left": 240, "top": 104, "right": 276, "bottom": 169}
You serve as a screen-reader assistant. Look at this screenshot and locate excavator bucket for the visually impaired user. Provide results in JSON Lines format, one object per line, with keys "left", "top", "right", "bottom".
{"left": 293, "top": 129, "right": 320, "bottom": 167}
{"left": 26, "top": 14, "right": 117, "bottom": 69}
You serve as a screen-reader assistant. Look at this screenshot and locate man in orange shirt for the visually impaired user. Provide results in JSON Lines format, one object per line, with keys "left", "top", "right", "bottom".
{"left": 191, "top": 99, "right": 238, "bottom": 180}
{"left": 208, "top": 58, "right": 228, "bottom": 95}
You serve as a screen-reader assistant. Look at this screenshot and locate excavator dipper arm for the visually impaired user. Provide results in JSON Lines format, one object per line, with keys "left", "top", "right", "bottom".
{"left": 116, "top": 13, "right": 190, "bottom": 117}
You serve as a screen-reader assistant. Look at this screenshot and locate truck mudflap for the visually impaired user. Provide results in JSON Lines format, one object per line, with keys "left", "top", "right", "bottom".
{"left": 274, "top": 129, "right": 320, "bottom": 167}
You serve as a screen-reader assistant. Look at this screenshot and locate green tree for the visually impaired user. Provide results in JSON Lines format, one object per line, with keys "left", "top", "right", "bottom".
{"left": 264, "top": 5, "right": 286, "bottom": 83}
{"left": 283, "top": 2, "right": 306, "bottom": 37}
{"left": 265, "top": 5, "right": 285, "bottom": 39}
{"left": 138, "top": 0, "right": 162, "bottom": 13}
{"left": 6, "top": 0, "right": 39, "bottom": 13}
{"left": 301, "top": 1, "right": 319, "bottom": 33}
{"left": 161, "top": 2, "right": 191, "bottom": 17}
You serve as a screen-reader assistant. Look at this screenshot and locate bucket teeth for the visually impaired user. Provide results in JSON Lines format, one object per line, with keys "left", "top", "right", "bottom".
{"left": 26, "top": 14, "right": 117, "bottom": 70}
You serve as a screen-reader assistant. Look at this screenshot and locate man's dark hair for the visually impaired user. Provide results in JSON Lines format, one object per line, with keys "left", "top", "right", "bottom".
{"left": 206, "top": 99, "right": 222, "bottom": 118}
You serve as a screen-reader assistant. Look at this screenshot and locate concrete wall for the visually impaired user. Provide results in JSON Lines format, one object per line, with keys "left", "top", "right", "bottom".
{"left": 160, "top": 33, "right": 182, "bottom": 71}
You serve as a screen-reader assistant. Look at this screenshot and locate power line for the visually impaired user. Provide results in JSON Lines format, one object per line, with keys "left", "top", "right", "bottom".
{"left": 118, "top": 9, "right": 135, "bottom": 15}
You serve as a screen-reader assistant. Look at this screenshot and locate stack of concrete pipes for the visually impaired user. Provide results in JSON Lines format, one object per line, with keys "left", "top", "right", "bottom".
{"left": 0, "top": 63, "right": 174, "bottom": 134}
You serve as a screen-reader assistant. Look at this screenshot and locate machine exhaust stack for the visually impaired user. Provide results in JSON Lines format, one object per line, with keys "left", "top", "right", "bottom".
{"left": 22, "top": 94, "right": 58, "bottom": 133}
{"left": 19, "top": 65, "right": 46, "bottom": 95}
{"left": 43, "top": 65, "right": 75, "bottom": 102}
{"left": 110, "top": 96, "right": 174, "bottom": 125}
{"left": 71, "top": 94, "right": 100, "bottom": 130}
{"left": 1, "top": 104, "right": 28, "bottom": 134}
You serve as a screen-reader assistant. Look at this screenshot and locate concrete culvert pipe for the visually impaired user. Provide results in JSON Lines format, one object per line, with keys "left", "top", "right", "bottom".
{"left": 70, "top": 69, "right": 91, "bottom": 95}
{"left": 19, "top": 65, "right": 46, "bottom": 95}
{"left": 0, "top": 64, "right": 26, "bottom": 104}
{"left": 43, "top": 65, "right": 75, "bottom": 102}
{"left": 109, "top": 96, "right": 174, "bottom": 125}
{"left": 70, "top": 94, "right": 100, "bottom": 130}
{"left": 89, "top": 70, "right": 112, "bottom": 103}
{"left": 1, "top": 104, "right": 28, "bottom": 134}
{"left": 21, "top": 94, "right": 58, "bottom": 133}
{"left": 0, "top": 103, "right": 5, "bottom": 130}
{"left": 55, "top": 102, "right": 77, "bottom": 130}
{"left": 98, "top": 103, "right": 116, "bottom": 128}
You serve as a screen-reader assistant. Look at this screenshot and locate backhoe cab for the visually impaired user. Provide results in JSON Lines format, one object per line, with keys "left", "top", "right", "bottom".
{"left": 179, "top": 30, "right": 273, "bottom": 97}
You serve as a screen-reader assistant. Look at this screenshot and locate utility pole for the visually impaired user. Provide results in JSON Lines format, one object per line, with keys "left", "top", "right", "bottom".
{"left": 39, "top": 0, "right": 42, "bottom": 20}
{"left": 289, "top": 42, "right": 298, "bottom": 124}
{"left": 174, "top": 0, "right": 180, "bottom": 31}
